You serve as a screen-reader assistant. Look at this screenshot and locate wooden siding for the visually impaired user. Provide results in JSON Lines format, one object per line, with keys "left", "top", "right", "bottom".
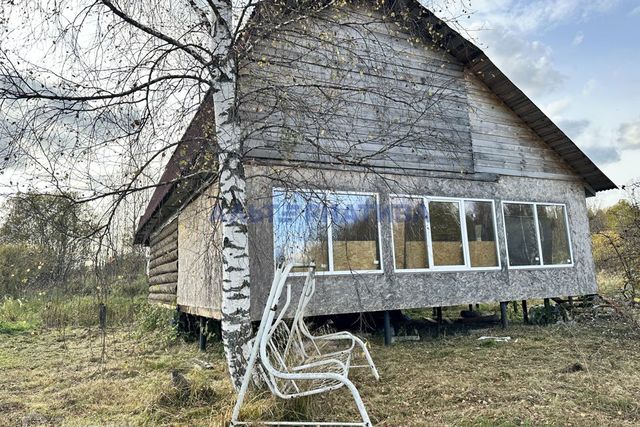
{"left": 176, "top": 185, "right": 223, "bottom": 319}
{"left": 239, "top": 5, "right": 474, "bottom": 174}
{"left": 465, "top": 71, "right": 577, "bottom": 181}
{"left": 148, "top": 218, "right": 178, "bottom": 306}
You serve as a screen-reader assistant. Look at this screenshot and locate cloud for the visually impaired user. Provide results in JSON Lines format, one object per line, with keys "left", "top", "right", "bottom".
{"left": 583, "top": 145, "right": 621, "bottom": 164}
{"left": 618, "top": 119, "right": 640, "bottom": 149}
{"left": 474, "top": 25, "right": 565, "bottom": 97}
{"left": 572, "top": 32, "right": 584, "bottom": 45}
{"left": 457, "top": 0, "right": 621, "bottom": 34}
{"left": 543, "top": 97, "right": 573, "bottom": 120}
{"left": 631, "top": 6, "right": 640, "bottom": 16}
{"left": 582, "top": 79, "right": 597, "bottom": 96}
{"left": 558, "top": 119, "right": 590, "bottom": 139}
{"left": 572, "top": 118, "right": 640, "bottom": 166}
{"left": 557, "top": 119, "right": 621, "bottom": 165}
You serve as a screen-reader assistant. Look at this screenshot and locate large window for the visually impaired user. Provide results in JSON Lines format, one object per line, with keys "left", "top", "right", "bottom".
{"left": 273, "top": 190, "right": 382, "bottom": 273}
{"left": 536, "top": 204, "right": 572, "bottom": 266}
{"left": 429, "top": 201, "right": 465, "bottom": 267}
{"left": 391, "top": 197, "right": 500, "bottom": 271}
{"left": 273, "top": 191, "right": 329, "bottom": 272}
{"left": 503, "top": 202, "right": 572, "bottom": 268}
{"left": 391, "top": 198, "right": 429, "bottom": 270}
{"left": 465, "top": 200, "right": 499, "bottom": 268}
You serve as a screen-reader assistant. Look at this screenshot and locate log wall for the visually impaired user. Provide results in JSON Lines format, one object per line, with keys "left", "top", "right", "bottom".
{"left": 148, "top": 218, "right": 178, "bottom": 306}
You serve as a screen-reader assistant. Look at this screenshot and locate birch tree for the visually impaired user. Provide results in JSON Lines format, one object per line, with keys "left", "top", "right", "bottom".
{"left": 0, "top": 0, "right": 472, "bottom": 388}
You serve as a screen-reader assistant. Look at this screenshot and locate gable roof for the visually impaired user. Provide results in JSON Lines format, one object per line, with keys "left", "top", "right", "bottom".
{"left": 134, "top": 1, "right": 616, "bottom": 244}
{"left": 133, "top": 96, "right": 216, "bottom": 245}
{"left": 407, "top": 0, "right": 615, "bottom": 194}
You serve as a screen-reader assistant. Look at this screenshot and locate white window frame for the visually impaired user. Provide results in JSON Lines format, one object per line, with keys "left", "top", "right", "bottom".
{"left": 390, "top": 195, "right": 502, "bottom": 273}
{"left": 272, "top": 188, "right": 384, "bottom": 276}
{"left": 501, "top": 201, "right": 574, "bottom": 270}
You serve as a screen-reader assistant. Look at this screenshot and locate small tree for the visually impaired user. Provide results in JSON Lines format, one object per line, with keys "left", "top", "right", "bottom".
{"left": 591, "top": 184, "right": 640, "bottom": 301}
{"left": 0, "top": 193, "right": 95, "bottom": 295}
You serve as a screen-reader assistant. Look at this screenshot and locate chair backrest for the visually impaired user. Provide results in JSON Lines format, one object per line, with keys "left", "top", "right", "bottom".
{"left": 292, "top": 265, "right": 318, "bottom": 341}
{"left": 258, "top": 262, "right": 309, "bottom": 395}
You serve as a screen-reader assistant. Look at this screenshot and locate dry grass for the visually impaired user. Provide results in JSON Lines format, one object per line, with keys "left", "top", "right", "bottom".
{"left": 1, "top": 308, "right": 640, "bottom": 426}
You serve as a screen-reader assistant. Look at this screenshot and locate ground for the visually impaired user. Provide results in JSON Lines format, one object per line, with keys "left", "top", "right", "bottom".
{"left": 1, "top": 304, "right": 640, "bottom": 427}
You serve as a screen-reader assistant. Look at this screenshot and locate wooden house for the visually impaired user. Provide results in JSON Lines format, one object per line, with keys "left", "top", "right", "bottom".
{"left": 133, "top": 1, "right": 616, "bottom": 326}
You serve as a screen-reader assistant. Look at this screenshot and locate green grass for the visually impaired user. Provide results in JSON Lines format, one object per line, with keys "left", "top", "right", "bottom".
{"left": 0, "top": 294, "right": 156, "bottom": 332}
{"left": 0, "top": 319, "right": 36, "bottom": 335}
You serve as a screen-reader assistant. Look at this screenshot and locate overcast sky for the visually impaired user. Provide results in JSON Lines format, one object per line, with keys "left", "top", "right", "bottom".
{"left": 456, "top": 0, "right": 640, "bottom": 205}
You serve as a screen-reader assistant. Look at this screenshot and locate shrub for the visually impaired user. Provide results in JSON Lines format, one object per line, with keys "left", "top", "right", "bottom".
{"left": 134, "top": 301, "right": 178, "bottom": 346}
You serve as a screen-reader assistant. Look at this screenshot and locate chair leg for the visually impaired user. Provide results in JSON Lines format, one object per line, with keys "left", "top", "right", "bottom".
{"left": 352, "top": 336, "right": 380, "bottom": 380}
{"left": 343, "top": 377, "right": 372, "bottom": 427}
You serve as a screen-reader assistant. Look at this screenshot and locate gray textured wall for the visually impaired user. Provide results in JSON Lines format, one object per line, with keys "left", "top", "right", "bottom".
{"left": 246, "top": 165, "right": 596, "bottom": 320}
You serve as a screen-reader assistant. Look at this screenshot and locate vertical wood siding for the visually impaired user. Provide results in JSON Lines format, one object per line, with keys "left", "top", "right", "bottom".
{"left": 177, "top": 185, "right": 223, "bottom": 319}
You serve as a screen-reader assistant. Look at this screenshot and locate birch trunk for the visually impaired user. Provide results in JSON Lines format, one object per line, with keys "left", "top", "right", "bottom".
{"left": 211, "top": 1, "right": 252, "bottom": 390}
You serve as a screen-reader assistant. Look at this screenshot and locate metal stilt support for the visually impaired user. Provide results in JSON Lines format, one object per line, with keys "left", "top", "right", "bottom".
{"left": 500, "top": 302, "right": 508, "bottom": 329}
{"left": 199, "top": 317, "right": 207, "bottom": 352}
{"left": 383, "top": 311, "right": 392, "bottom": 346}
{"left": 522, "top": 300, "right": 529, "bottom": 324}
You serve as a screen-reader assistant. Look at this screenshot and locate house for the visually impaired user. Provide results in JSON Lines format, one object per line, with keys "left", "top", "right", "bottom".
{"left": 134, "top": 1, "right": 616, "bottom": 330}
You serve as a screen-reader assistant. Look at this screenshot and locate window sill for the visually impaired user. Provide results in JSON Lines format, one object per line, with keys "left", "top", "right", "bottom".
{"left": 508, "top": 264, "right": 574, "bottom": 270}
{"left": 288, "top": 269, "right": 384, "bottom": 277}
{"left": 392, "top": 267, "right": 502, "bottom": 274}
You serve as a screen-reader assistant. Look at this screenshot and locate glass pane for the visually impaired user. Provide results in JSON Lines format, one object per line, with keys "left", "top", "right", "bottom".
{"left": 537, "top": 205, "right": 572, "bottom": 265}
{"left": 391, "top": 198, "right": 428, "bottom": 270}
{"left": 465, "top": 201, "right": 499, "bottom": 268}
{"left": 273, "top": 191, "right": 329, "bottom": 272}
{"left": 429, "top": 201, "right": 464, "bottom": 266}
{"left": 503, "top": 203, "right": 540, "bottom": 266}
{"left": 331, "top": 194, "right": 381, "bottom": 271}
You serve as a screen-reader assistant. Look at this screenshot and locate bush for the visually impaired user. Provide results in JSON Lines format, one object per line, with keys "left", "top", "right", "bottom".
{"left": 134, "top": 302, "right": 178, "bottom": 345}
{"left": 528, "top": 304, "right": 562, "bottom": 325}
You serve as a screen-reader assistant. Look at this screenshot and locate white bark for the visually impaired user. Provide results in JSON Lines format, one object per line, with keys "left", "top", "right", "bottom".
{"left": 211, "top": 0, "right": 252, "bottom": 390}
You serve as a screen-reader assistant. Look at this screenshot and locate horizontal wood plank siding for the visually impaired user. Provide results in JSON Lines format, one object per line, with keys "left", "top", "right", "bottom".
{"left": 465, "top": 71, "right": 577, "bottom": 181}
{"left": 148, "top": 218, "right": 178, "bottom": 307}
{"left": 239, "top": 6, "right": 474, "bottom": 174}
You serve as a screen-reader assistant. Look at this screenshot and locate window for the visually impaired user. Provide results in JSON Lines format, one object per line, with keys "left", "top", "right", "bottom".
{"left": 429, "top": 201, "right": 464, "bottom": 267}
{"left": 331, "top": 194, "right": 381, "bottom": 272}
{"left": 391, "top": 196, "right": 500, "bottom": 271}
{"left": 503, "top": 203, "right": 540, "bottom": 267}
{"left": 537, "top": 204, "right": 572, "bottom": 265}
{"left": 273, "top": 191, "right": 329, "bottom": 272}
{"left": 273, "top": 190, "right": 382, "bottom": 273}
{"left": 391, "top": 198, "right": 429, "bottom": 270}
{"left": 465, "top": 201, "right": 499, "bottom": 268}
{"left": 503, "top": 202, "right": 572, "bottom": 268}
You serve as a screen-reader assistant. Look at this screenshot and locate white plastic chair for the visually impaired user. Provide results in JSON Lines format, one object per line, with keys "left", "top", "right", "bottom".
{"left": 230, "top": 262, "right": 375, "bottom": 426}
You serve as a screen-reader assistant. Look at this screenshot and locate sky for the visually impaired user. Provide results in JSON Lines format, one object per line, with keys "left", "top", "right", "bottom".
{"left": 451, "top": 0, "right": 640, "bottom": 205}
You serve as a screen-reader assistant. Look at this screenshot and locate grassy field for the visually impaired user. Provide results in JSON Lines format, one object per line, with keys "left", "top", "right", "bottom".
{"left": 1, "top": 300, "right": 640, "bottom": 426}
